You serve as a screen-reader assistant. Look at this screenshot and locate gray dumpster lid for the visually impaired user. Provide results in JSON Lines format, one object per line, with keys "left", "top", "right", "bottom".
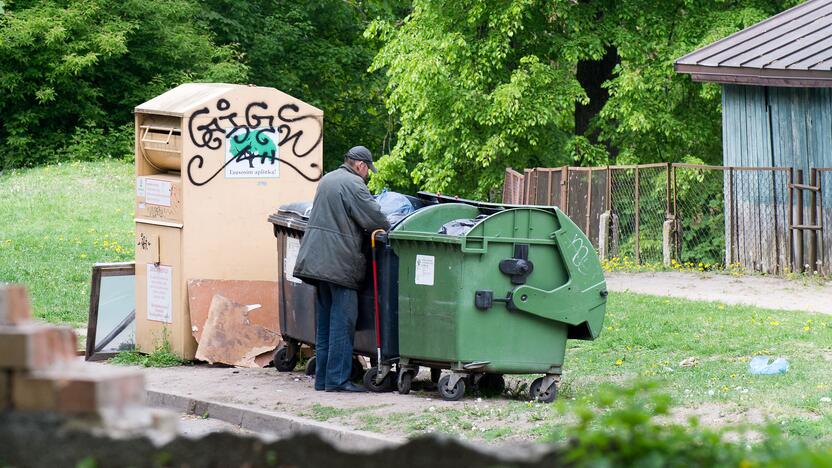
{"left": 135, "top": 83, "right": 239, "bottom": 116}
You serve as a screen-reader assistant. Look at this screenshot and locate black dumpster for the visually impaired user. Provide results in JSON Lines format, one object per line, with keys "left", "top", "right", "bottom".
{"left": 268, "top": 196, "right": 427, "bottom": 388}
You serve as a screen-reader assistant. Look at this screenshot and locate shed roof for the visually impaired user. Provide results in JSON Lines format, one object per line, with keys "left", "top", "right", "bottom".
{"left": 135, "top": 83, "right": 239, "bottom": 116}
{"left": 675, "top": 0, "right": 832, "bottom": 87}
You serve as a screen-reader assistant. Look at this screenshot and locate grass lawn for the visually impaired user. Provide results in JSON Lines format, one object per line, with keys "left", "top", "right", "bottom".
{"left": 332, "top": 292, "right": 832, "bottom": 442}
{"left": 3, "top": 161, "right": 831, "bottom": 442}
{"left": 0, "top": 160, "right": 134, "bottom": 325}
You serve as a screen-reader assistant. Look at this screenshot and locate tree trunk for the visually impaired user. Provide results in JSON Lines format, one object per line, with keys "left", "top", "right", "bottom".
{"left": 575, "top": 46, "right": 619, "bottom": 164}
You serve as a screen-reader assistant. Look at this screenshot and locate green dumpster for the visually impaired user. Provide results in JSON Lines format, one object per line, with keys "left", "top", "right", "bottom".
{"left": 388, "top": 203, "right": 607, "bottom": 402}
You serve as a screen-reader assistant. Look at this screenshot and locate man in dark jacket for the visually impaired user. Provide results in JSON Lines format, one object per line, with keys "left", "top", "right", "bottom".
{"left": 293, "top": 146, "right": 391, "bottom": 392}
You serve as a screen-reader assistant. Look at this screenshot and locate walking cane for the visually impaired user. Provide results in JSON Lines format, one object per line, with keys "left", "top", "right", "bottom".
{"left": 371, "top": 229, "right": 386, "bottom": 374}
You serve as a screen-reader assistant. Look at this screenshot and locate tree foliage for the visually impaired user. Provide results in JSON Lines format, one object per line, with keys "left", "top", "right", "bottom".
{"left": 199, "top": 0, "right": 404, "bottom": 170}
{"left": 0, "top": 0, "right": 401, "bottom": 170}
{"left": 367, "top": 0, "right": 803, "bottom": 199}
{"left": 0, "top": 0, "right": 247, "bottom": 169}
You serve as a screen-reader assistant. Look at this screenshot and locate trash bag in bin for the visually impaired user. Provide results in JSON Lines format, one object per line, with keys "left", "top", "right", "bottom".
{"left": 279, "top": 201, "right": 313, "bottom": 217}
{"left": 438, "top": 214, "right": 488, "bottom": 236}
{"left": 375, "top": 190, "right": 415, "bottom": 217}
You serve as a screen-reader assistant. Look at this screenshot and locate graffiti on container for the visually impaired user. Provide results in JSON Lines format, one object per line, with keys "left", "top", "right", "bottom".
{"left": 137, "top": 233, "right": 151, "bottom": 251}
{"left": 570, "top": 234, "right": 590, "bottom": 274}
{"left": 186, "top": 99, "right": 323, "bottom": 186}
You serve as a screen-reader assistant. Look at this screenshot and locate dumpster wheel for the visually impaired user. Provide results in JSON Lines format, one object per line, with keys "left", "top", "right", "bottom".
{"left": 304, "top": 356, "right": 316, "bottom": 376}
{"left": 273, "top": 346, "right": 298, "bottom": 372}
{"left": 397, "top": 371, "right": 413, "bottom": 395}
{"left": 363, "top": 367, "right": 396, "bottom": 393}
{"left": 438, "top": 374, "right": 466, "bottom": 401}
{"left": 529, "top": 377, "right": 558, "bottom": 403}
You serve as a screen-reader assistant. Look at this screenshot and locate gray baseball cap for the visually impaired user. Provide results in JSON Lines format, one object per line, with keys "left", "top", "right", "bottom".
{"left": 345, "top": 145, "right": 377, "bottom": 173}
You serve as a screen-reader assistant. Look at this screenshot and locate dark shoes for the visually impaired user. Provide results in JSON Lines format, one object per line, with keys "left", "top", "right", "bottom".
{"left": 325, "top": 382, "right": 368, "bottom": 393}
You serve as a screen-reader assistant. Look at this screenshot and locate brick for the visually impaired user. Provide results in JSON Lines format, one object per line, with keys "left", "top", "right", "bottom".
{"left": 0, "top": 324, "right": 77, "bottom": 370}
{"left": 0, "top": 284, "right": 32, "bottom": 325}
{"left": 0, "top": 370, "right": 10, "bottom": 409}
{"left": 12, "top": 363, "right": 145, "bottom": 414}
{"left": 46, "top": 326, "right": 78, "bottom": 359}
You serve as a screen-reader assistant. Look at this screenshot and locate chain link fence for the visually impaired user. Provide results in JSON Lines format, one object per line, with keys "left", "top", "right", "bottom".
{"left": 672, "top": 165, "right": 725, "bottom": 268}
{"left": 505, "top": 164, "right": 831, "bottom": 275}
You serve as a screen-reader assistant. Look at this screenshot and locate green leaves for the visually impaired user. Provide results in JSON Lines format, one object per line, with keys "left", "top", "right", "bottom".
{"left": 369, "top": 0, "right": 800, "bottom": 199}
{"left": 368, "top": 0, "right": 582, "bottom": 198}
{"left": 0, "top": 0, "right": 247, "bottom": 169}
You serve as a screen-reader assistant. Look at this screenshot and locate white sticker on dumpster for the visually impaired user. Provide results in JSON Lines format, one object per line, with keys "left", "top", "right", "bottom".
{"left": 284, "top": 237, "right": 303, "bottom": 284}
{"left": 415, "top": 255, "right": 435, "bottom": 286}
{"left": 147, "top": 264, "right": 173, "bottom": 323}
{"left": 144, "top": 179, "right": 172, "bottom": 207}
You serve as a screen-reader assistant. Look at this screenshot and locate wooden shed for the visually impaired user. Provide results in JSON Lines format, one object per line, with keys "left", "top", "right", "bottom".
{"left": 675, "top": 0, "right": 832, "bottom": 274}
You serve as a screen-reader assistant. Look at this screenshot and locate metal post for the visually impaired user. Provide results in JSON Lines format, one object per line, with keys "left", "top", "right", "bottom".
{"left": 561, "top": 166, "right": 569, "bottom": 216}
{"left": 771, "top": 168, "right": 782, "bottom": 275}
{"left": 810, "top": 169, "right": 818, "bottom": 273}
{"left": 728, "top": 168, "right": 735, "bottom": 266}
{"left": 606, "top": 165, "right": 612, "bottom": 212}
{"left": 788, "top": 168, "right": 794, "bottom": 273}
{"left": 673, "top": 165, "right": 680, "bottom": 259}
{"left": 819, "top": 171, "right": 826, "bottom": 275}
{"left": 635, "top": 166, "right": 641, "bottom": 264}
{"left": 665, "top": 163, "right": 672, "bottom": 216}
{"left": 585, "top": 169, "right": 593, "bottom": 235}
{"left": 796, "top": 169, "right": 804, "bottom": 273}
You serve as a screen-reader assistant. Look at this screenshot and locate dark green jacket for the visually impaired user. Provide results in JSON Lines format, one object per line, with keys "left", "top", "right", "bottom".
{"left": 293, "top": 164, "right": 391, "bottom": 289}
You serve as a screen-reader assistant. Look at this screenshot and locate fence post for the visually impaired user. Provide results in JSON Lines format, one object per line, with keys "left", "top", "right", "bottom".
{"left": 665, "top": 163, "right": 672, "bottom": 216}
{"left": 810, "top": 168, "right": 819, "bottom": 273}
{"left": 796, "top": 169, "right": 804, "bottom": 273}
{"left": 562, "top": 166, "right": 568, "bottom": 209}
{"left": 728, "top": 168, "right": 735, "bottom": 266}
{"left": 662, "top": 220, "right": 674, "bottom": 267}
{"left": 819, "top": 170, "right": 826, "bottom": 275}
{"left": 599, "top": 211, "right": 610, "bottom": 260}
{"left": 635, "top": 165, "right": 641, "bottom": 264}
{"left": 585, "top": 169, "right": 593, "bottom": 235}
{"left": 662, "top": 163, "right": 674, "bottom": 267}
{"left": 787, "top": 168, "right": 793, "bottom": 273}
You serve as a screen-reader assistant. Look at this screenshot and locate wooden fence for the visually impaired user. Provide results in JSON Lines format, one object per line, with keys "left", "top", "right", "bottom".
{"left": 504, "top": 164, "right": 832, "bottom": 275}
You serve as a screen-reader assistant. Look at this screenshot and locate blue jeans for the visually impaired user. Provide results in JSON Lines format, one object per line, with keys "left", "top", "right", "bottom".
{"left": 315, "top": 281, "right": 358, "bottom": 390}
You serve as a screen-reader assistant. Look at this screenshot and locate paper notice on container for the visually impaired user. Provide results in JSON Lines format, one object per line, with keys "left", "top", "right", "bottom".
{"left": 283, "top": 237, "right": 303, "bottom": 284}
{"left": 145, "top": 179, "right": 172, "bottom": 206}
{"left": 147, "top": 264, "right": 173, "bottom": 323}
{"left": 415, "top": 255, "right": 435, "bottom": 286}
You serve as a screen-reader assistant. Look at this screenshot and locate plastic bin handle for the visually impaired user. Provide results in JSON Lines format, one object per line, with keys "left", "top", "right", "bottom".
{"left": 460, "top": 237, "right": 488, "bottom": 254}
{"left": 508, "top": 220, "right": 607, "bottom": 338}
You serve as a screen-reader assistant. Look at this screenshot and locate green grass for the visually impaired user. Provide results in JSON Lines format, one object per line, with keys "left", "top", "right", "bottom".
{"left": 302, "top": 404, "right": 385, "bottom": 422}
{"left": 351, "top": 293, "right": 832, "bottom": 441}
{"left": 0, "top": 160, "right": 134, "bottom": 325}
{"left": 3, "top": 161, "right": 831, "bottom": 441}
{"left": 108, "top": 335, "right": 189, "bottom": 368}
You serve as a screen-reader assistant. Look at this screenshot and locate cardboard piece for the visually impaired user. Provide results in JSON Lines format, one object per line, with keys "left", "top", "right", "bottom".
{"left": 187, "top": 279, "right": 279, "bottom": 343}
{"left": 195, "top": 295, "right": 279, "bottom": 368}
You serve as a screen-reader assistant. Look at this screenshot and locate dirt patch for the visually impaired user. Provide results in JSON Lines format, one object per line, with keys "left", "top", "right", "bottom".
{"left": 606, "top": 271, "right": 832, "bottom": 314}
